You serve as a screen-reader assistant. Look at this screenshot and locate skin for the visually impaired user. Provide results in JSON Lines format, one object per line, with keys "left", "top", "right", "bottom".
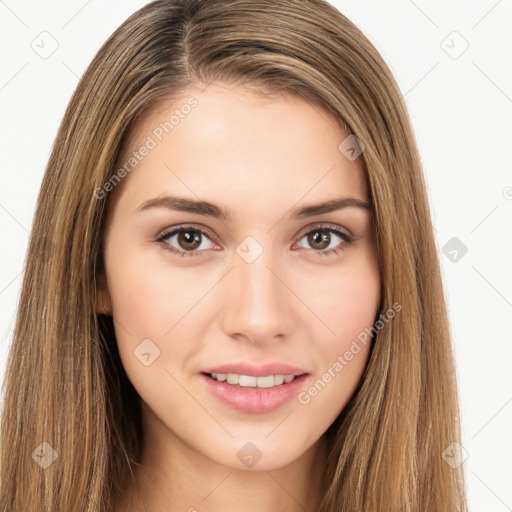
{"left": 97, "top": 81, "right": 381, "bottom": 512}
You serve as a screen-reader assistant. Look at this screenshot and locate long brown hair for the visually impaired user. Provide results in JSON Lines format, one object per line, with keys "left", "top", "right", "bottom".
{"left": 0, "top": 1, "right": 468, "bottom": 510}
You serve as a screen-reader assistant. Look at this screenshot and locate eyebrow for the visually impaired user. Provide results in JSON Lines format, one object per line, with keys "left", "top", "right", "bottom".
{"left": 136, "top": 195, "right": 372, "bottom": 221}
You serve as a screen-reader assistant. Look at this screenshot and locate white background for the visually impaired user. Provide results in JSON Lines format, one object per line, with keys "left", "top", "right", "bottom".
{"left": 0, "top": 1, "right": 511, "bottom": 510}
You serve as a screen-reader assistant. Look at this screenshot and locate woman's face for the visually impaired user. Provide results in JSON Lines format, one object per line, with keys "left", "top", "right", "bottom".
{"left": 98, "top": 81, "right": 381, "bottom": 472}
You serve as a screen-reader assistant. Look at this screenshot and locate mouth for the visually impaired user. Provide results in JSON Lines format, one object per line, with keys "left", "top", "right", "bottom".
{"left": 201, "top": 371, "right": 306, "bottom": 389}
{"left": 199, "top": 371, "right": 309, "bottom": 414}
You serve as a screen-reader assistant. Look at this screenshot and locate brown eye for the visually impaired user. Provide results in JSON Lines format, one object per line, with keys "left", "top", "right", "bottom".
{"left": 296, "top": 225, "right": 353, "bottom": 256}
{"left": 306, "top": 230, "right": 331, "bottom": 250}
{"left": 158, "top": 226, "right": 216, "bottom": 257}
{"left": 176, "top": 230, "right": 202, "bottom": 250}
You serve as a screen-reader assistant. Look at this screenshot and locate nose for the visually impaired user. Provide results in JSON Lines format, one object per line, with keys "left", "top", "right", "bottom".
{"left": 220, "top": 244, "right": 294, "bottom": 344}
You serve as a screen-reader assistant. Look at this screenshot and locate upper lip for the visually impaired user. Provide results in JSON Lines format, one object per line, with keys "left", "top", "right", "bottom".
{"left": 202, "top": 362, "right": 309, "bottom": 377}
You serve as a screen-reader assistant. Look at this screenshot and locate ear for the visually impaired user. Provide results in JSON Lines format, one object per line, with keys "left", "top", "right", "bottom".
{"left": 96, "top": 268, "right": 113, "bottom": 316}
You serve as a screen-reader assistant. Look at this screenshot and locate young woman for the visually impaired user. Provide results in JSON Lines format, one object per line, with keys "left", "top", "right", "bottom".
{"left": 0, "top": 1, "right": 468, "bottom": 511}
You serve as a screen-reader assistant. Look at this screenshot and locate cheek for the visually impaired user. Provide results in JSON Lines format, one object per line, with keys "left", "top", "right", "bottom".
{"left": 306, "top": 259, "right": 380, "bottom": 347}
{"left": 105, "top": 236, "right": 204, "bottom": 336}
{"left": 103, "top": 236, "right": 221, "bottom": 387}
{"left": 103, "top": 236, "right": 177, "bottom": 366}
{"left": 296, "top": 259, "right": 380, "bottom": 411}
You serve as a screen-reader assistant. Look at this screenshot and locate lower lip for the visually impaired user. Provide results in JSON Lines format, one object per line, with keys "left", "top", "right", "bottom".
{"left": 200, "top": 373, "right": 308, "bottom": 414}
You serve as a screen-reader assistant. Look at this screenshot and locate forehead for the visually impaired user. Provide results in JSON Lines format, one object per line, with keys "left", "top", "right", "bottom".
{"left": 110, "top": 82, "right": 369, "bottom": 218}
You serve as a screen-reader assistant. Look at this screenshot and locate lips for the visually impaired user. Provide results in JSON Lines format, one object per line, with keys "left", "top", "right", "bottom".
{"left": 199, "top": 361, "right": 310, "bottom": 414}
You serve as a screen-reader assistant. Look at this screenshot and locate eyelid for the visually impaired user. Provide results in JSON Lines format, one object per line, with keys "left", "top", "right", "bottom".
{"left": 294, "top": 222, "right": 353, "bottom": 241}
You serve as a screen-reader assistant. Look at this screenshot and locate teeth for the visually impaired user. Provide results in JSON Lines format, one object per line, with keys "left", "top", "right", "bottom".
{"left": 226, "top": 373, "right": 239, "bottom": 385}
{"left": 210, "top": 373, "right": 298, "bottom": 388}
{"left": 274, "top": 375, "right": 285, "bottom": 385}
{"left": 239, "top": 375, "right": 258, "bottom": 387}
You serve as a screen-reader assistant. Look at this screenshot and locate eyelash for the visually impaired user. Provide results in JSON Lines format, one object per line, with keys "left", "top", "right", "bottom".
{"left": 155, "top": 223, "right": 354, "bottom": 258}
